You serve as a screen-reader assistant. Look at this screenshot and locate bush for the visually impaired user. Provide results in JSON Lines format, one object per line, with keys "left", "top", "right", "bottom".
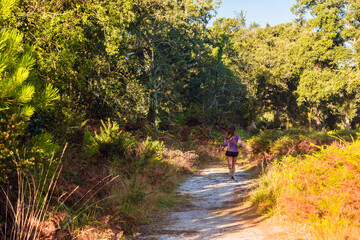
{"left": 136, "top": 137, "right": 165, "bottom": 168}
{"left": 28, "top": 132, "right": 60, "bottom": 156}
{"left": 250, "top": 140, "right": 360, "bottom": 239}
{"left": 88, "top": 119, "right": 136, "bottom": 163}
{"left": 245, "top": 128, "right": 359, "bottom": 165}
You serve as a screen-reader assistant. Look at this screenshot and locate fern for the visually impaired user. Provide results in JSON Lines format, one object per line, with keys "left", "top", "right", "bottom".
{"left": 93, "top": 118, "right": 136, "bottom": 162}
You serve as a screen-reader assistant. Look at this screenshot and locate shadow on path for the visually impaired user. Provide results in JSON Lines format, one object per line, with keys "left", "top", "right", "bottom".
{"left": 134, "top": 163, "right": 273, "bottom": 240}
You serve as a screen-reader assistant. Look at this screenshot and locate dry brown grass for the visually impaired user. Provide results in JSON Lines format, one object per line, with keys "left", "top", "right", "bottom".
{"left": 1, "top": 155, "right": 62, "bottom": 240}
{"left": 73, "top": 225, "right": 124, "bottom": 240}
{"left": 163, "top": 149, "right": 198, "bottom": 172}
{"left": 252, "top": 140, "right": 360, "bottom": 239}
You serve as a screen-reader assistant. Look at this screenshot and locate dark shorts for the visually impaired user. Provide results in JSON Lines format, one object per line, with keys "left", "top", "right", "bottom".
{"left": 225, "top": 151, "right": 239, "bottom": 157}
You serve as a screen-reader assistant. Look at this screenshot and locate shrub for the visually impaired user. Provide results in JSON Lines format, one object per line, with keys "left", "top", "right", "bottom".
{"left": 28, "top": 132, "right": 60, "bottom": 156}
{"left": 0, "top": 9, "right": 59, "bottom": 184}
{"left": 204, "top": 129, "right": 224, "bottom": 144}
{"left": 250, "top": 140, "right": 360, "bottom": 239}
{"left": 90, "top": 119, "right": 136, "bottom": 163}
{"left": 82, "top": 130, "right": 99, "bottom": 161}
{"left": 245, "top": 128, "right": 359, "bottom": 166}
{"left": 136, "top": 137, "right": 165, "bottom": 168}
{"left": 0, "top": 115, "right": 60, "bottom": 184}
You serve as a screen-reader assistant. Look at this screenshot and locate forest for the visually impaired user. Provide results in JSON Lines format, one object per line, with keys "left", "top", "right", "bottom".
{"left": 1, "top": 0, "right": 360, "bottom": 239}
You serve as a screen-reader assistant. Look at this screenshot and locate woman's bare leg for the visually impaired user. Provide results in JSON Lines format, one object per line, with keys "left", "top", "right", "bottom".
{"left": 227, "top": 156, "right": 233, "bottom": 170}
{"left": 231, "top": 157, "right": 237, "bottom": 177}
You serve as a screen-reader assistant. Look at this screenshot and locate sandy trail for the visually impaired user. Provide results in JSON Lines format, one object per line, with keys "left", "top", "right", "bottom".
{"left": 135, "top": 163, "right": 309, "bottom": 240}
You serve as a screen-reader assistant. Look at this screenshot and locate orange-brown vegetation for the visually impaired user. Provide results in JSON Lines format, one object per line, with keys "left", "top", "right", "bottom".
{"left": 245, "top": 129, "right": 354, "bottom": 166}
{"left": 250, "top": 134, "right": 360, "bottom": 239}
{"left": 280, "top": 143, "right": 360, "bottom": 221}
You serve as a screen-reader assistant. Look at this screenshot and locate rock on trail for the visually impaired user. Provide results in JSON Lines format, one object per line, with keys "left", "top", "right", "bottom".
{"left": 135, "top": 164, "right": 310, "bottom": 240}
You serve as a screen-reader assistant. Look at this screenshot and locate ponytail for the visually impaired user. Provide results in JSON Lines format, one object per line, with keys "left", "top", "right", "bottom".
{"left": 226, "top": 125, "right": 236, "bottom": 139}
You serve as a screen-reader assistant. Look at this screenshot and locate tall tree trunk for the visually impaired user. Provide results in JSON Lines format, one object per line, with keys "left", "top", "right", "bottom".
{"left": 353, "top": 38, "right": 360, "bottom": 71}
{"left": 312, "top": 105, "right": 322, "bottom": 131}
{"left": 341, "top": 114, "right": 351, "bottom": 130}
{"left": 153, "top": 89, "right": 159, "bottom": 128}
{"left": 307, "top": 111, "right": 312, "bottom": 131}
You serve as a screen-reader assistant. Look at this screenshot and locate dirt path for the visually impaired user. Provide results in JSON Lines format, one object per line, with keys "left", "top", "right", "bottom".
{"left": 135, "top": 163, "right": 310, "bottom": 240}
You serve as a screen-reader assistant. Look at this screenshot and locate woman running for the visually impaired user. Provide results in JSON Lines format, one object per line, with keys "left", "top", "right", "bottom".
{"left": 222, "top": 125, "right": 242, "bottom": 180}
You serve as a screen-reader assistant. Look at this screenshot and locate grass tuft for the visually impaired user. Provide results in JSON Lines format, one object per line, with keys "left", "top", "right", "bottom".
{"left": 1, "top": 153, "right": 62, "bottom": 240}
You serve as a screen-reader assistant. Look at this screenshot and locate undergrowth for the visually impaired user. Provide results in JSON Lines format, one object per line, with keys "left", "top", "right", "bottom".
{"left": 244, "top": 128, "right": 359, "bottom": 166}
{"left": 64, "top": 121, "right": 209, "bottom": 238}
{"left": 1, "top": 116, "right": 242, "bottom": 239}
{"left": 250, "top": 137, "right": 360, "bottom": 239}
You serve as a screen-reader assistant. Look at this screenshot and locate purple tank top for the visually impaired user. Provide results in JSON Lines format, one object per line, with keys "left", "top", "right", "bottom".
{"left": 222, "top": 134, "right": 242, "bottom": 152}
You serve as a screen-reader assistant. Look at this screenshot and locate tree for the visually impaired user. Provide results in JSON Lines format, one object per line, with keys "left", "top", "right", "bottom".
{"left": 206, "top": 14, "right": 251, "bottom": 126}
{"left": 126, "top": 0, "right": 220, "bottom": 127}
{"left": 13, "top": 0, "right": 138, "bottom": 120}
{"left": 345, "top": 0, "right": 360, "bottom": 69}
{"left": 216, "top": 18, "right": 302, "bottom": 128}
{"left": 0, "top": 0, "right": 59, "bottom": 183}
{"left": 292, "top": 0, "right": 358, "bottom": 130}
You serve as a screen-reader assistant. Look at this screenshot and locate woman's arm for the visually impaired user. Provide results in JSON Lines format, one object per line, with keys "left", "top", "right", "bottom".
{"left": 222, "top": 136, "right": 228, "bottom": 147}
{"left": 237, "top": 135, "right": 242, "bottom": 148}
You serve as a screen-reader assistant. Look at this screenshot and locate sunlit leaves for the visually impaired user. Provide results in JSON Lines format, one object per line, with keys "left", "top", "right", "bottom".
{"left": 0, "top": 0, "right": 17, "bottom": 21}
{"left": 0, "top": 27, "right": 35, "bottom": 114}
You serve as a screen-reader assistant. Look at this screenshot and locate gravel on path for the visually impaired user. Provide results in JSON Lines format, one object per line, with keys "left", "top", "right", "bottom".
{"left": 135, "top": 164, "right": 310, "bottom": 240}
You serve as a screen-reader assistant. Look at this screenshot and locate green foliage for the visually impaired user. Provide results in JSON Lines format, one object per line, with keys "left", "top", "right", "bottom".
{"left": 248, "top": 129, "right": 286, "bottom": 154}
{"left": 204, "top": 129, "right": 225, "bottom": 144}
{"left": 4, "top": 0, "right": 360, "bottom": 236}
{"left": 291, "top": 0, "right": 360, "bottom": 131}
{"left": 141, "top": 123, "right": 162, "bottom": 140}
{"left": 235, "top": 128, "right": 252, "bottom": 140}
{"left": 0, "top": 0, "right": 17, "bottom": 20}
{"left": 0, "top": 114, "right": 27, "bottom": 162}
{"left": 93, "top": 119, "right": 136, "bottom": 163}
{"left": 0, "top": 28, "right": 34, "bottom": 115}
{"left": 173, "top": 108, "right": 202, "bottom": 127}
{"left": 82, "top": 130, "right": 99, "bottom": 161}
{"left": 28, "top": 132, "right": 60, "bottom": 156}
{"left": 206, "top": 1, "right": 360, "bottom": 130}
{"left": 126, "top": 0, "right": 222, "bottom": 127}
{"left": 249, "top": 159, "right": 285, "bottom": 213}
{"left": 44, "top": 102, "right": 87, "bottom": 144}
{"left": 155, "top": 197, "right": 177, "bottom": 210}
{"left": 6, "top": 0, "right": 360, "bottom": 132}
{"left": 136, "top": 137, "right": 165, "bottom": 168}
{"left": 121, "top": 173, "right": 149, "bottom": 206}
{"left": 83, "top": 119, "right": 166, "bottom": 171}
{"left": 0, "top": 0, "right": 59, "bottom": 184}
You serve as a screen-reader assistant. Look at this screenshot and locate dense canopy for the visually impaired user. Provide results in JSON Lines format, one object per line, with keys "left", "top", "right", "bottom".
{"left": 1, "top": 0, "right": 360, "bottom": 238}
